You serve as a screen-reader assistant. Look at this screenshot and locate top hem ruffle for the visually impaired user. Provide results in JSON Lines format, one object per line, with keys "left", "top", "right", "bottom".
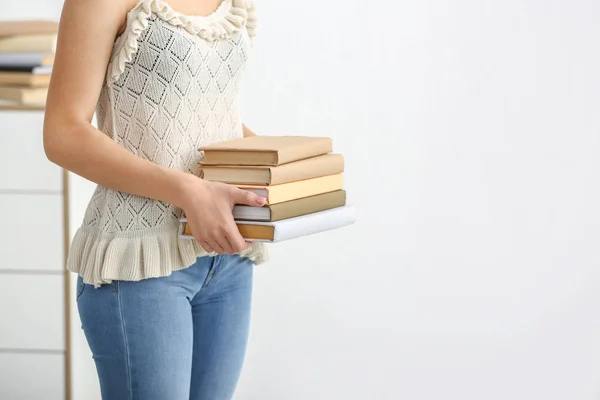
{"left": 68, "top": 221, "right": 268, "bottom": 288}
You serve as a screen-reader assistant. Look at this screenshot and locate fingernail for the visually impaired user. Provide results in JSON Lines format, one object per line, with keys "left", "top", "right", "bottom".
{"left": 255, "top": 197, "right": 266, "bottom": 206}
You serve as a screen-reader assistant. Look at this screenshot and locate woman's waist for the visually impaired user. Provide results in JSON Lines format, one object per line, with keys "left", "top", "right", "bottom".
{"left": 80, "top": 187, "right": 185, "bottom": 235}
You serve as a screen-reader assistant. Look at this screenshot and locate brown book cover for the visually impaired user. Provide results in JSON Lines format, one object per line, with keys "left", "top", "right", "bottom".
{"left": 0, "top": 71, "right": 50, "bottom": 87}
{"left": 0, "top": 86, "right": 47, "bottom": 104}
{"left": 183, "top": 221, "right": 275, "bottom": 241}
{"left": 236, "top": 174, "right": 344, "bottom": 204}
{"left": 201, "top": 154, "right": 344, "bottom": 185}
{"left": 233, "top": 190, "right": 347, "bottom": 221}
{"left": 0, "top": 20, "right": 59, "bottom": 38}
{"left": 199, "top": 135, "right": 333, "bottom": 166}
{"left": 236, "top": 224, "right": 275, "bottom": 240}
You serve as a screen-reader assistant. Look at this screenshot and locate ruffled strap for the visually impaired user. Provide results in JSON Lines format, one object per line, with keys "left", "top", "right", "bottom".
{"left": 107, "top": 0, "right": 257, "bottom": 85}
{"left": 245, "top": 0, "right": 258, "bottom": 45}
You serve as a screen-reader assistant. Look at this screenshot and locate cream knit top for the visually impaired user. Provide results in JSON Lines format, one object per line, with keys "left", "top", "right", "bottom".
{"left": 68, "top": 0, "right": 267, "bottom": 287}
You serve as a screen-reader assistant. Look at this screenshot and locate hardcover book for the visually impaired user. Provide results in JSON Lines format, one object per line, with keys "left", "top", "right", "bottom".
{"left": 199, "top": 135, "right": 332, "bottom": 166}
{"left": 201, "top": 154, "right": 344, "bottom": 185}
{"left": 232, "top": 190, "right": 346, "bottom": 221}
{"left": 236, "top": 174, "right": 344, "bottom": 205}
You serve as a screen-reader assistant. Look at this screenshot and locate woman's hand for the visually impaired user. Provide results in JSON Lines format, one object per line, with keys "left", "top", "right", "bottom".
{"left": 178, "top": 175, "right": 266, "bottom": 254}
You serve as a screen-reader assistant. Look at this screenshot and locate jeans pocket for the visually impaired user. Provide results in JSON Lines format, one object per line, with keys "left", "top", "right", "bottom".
{"left": 76, "top": 275, "right": 86, "bottom": 301}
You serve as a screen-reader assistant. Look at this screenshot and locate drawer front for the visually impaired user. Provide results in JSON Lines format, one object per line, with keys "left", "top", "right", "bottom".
{"left": 0, "top": 194, "right": 64, "bottom": 271}
{"left": 0, "top": 111, "right": 62, "bottom": 192}
{"left": 0, "top": 353, "right": 65, "bottom": 400}
{"left": 0, "top": 274, "right": 64, "bottom": 350}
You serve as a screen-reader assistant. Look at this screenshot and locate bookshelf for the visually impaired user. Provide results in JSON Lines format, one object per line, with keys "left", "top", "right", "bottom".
{"left": 0, "top": 107, "right": 71, "bottom": 400}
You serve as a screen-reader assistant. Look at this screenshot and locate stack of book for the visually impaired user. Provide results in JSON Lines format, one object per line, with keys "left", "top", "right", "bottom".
{"left": 0, "top": 20, "right": 58, "bottom": 107}
{"left": 180, "top": 136, "right": 355, "bottom": 242}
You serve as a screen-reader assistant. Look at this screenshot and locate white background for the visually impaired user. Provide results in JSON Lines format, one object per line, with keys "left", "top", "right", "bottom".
{"left": 3, "top": 0, "right": 600, "bottom": 399}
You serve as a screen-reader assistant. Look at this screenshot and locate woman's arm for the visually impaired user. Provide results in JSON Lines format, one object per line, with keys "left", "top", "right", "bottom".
{"left": 44, "top": 0, "right": 264, "bottom": 254}
{"left": 44, "top": 0, "right": 190, "bottom": 207}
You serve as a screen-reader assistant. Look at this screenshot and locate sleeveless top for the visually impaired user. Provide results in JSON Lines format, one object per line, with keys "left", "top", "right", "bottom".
{"left": 67, "top": 0, "right": 268, "bottom": 287}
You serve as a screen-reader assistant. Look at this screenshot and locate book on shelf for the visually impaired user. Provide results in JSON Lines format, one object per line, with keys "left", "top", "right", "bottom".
{"left": 0, "top": 20, "right": 59, "bottom": 37}
{"left": 180, "top": 205, "right": 356, "bottom": 242}
{"left": 0, "top": 20, "right": 56, "bottom": 106}
{"left": 0, "top": 86, "right": 47, "bottom": 105}
{"left": 201, "top": 154, "right": 344, "bottom": 185}
{"left": 0, "top": 33, "right": 57, "bottom": 53}
{"left": 199, "top": 135, "right": 333, "bottom": 166}
{"left": 0, "top": 64, "right": 52, "bottom": 74}
{"left": 0, "top": 71, "right": 51, "bottom": 87}
{"left": 233, "top": 190, "right": 346, "bottom": 222}
{"left": 0, "top": 52, "right": 54, "bottom": 67}
{"left": 236, "top": 174, "right": 344, "bottom": 205}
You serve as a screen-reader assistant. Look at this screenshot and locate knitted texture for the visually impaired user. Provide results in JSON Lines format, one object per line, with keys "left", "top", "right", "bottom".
{"left": 68, "top": 0, "right": 267, "bottom": 287}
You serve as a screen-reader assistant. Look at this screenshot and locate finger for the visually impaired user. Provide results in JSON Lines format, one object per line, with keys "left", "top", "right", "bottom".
{"left": 226, "top": 228, "right": 250, "bottom": 254}
{"left": 210, "top": 240, "right": 227, "bottom": 254}
{"left": 219, "top": 235, "right": 236, "bottom": 254}
{"left": 232, "top": 188, "right": 266, "bottom": 207}
{"left": 200, "top": 240, "right": 215, "bottom": 253}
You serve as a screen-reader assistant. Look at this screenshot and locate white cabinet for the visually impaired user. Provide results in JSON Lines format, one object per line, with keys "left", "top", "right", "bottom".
{"left": 0, "top": 274, "right": 65, "bottom": 350}
{"left": 0, "top": 353, "right": 65, "bottom": 400}
{"left": 0, "top": 111, "right": 62, "bottom": 192}
{"left": 0, "top": 194, "right": 64, "bottom": 271}
{"left": 0, "top": 108, "right": 71, "bottom": 399}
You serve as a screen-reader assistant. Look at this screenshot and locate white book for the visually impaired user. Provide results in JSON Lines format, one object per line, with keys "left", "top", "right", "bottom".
{"left": 180, "top": 205, "right": 356, "bottom": 242}
{"left": 30, "top": 65, "right": 52, "bottom": 75}
{"left": 0, "top": 52, "right": 53, "bottom": 66}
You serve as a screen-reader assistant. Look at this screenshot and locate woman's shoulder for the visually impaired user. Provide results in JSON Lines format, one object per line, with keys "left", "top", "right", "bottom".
{"left": 60, "top": 0, "right": 140, "bottom": 37}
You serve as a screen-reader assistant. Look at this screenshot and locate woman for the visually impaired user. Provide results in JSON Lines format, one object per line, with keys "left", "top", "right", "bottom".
{"left": 43, "top": 0, "right": 267, "bottom": 398}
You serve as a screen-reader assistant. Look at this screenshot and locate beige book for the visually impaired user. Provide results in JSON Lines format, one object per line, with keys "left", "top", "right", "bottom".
{"left": 236, "top": 174, "right": 344, "bottom": 205}
{"left": 0, "top": 86, "right": 47, "bottom": 104}
{"left": 0, "top": 34, "right": 57, "bottom": 53}
{"left": 0, "top": 20, "right": 59, "bottom": 38}
{"left": 233, "top": 190, "right": 346, "bottom": 221}
{"left": 0, "top": 71, "right": 50, "bottom": 87}
{"left": 181, "top": 205, "right": 356, "bottom": 242}
{"left": 200, "top": 135, "right": 333, "bottom": 166}
{"left": 201, "top": 154, "right": 344, "bottom": 185}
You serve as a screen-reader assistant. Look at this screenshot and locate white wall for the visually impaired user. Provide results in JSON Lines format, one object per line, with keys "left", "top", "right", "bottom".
{"left": 0, "top": 0, "right": 62, "bottom": 20}
{"left": 5, "top": 0, "right": 600, "bottom": 399}
{"left": 237, "top": 1, "right": 600, "bottom": 399}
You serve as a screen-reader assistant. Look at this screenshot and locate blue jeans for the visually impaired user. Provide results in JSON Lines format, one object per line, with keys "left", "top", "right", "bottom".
{"left": 76, "top": 254, "right": 254, "bottom": 400}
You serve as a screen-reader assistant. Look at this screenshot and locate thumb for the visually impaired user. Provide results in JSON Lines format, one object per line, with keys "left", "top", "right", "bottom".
{"left": 232, "top": 187, "right": 266, "bottom": 207}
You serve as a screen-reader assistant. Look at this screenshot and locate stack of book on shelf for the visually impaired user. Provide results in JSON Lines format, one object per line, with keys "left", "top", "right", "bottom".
{"left": 180, "top": 136, "right": 355, "bottom": 242}
{"left": 0, "top": 20, "right": 58, "bottom": 107}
